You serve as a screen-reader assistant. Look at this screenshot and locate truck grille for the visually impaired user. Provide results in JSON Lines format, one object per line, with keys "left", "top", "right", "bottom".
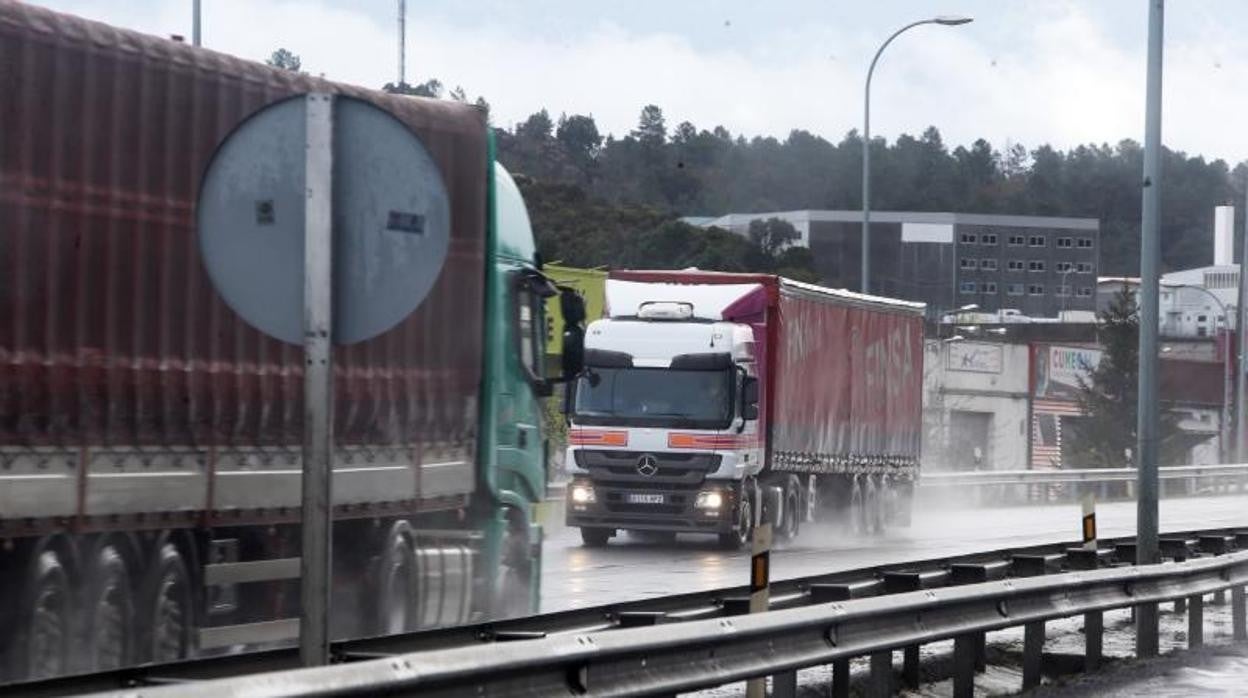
{"left": 575, "top": 450, "right": 722, "bottom": 486}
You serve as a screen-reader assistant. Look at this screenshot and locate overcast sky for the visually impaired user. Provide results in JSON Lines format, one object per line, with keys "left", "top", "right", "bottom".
{"left": 31, "top": 1, "right": 1248, "bottom": 164}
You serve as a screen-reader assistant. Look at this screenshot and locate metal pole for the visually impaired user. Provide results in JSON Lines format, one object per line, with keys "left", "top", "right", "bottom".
{"left": 861, "top": 79, "right": 871, "bottom": 294}
{"left": 1238, "top": 186, "right": 1248, "bottom": 460}
{"left": 1135, "top": 0, "right": 1164, "bottom": 658}
{"left": 300, "top": 93, "right": 335, "bottom": 667}
{"left": 397, "top": 0, "right": 406, "bottom": 86}
{"left": 861, "top": 18, "right": 971, "bottom": 294}
{"left": 192, "top": 0, "right": 201, "bottom": 47}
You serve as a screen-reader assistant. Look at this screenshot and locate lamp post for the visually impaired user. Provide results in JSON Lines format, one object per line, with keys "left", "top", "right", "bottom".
{"left": 861, "top": 15, "right": 973, "bottom": 294}
{"left": 1168, "top": 284, "right": 1233, "bottom": 463}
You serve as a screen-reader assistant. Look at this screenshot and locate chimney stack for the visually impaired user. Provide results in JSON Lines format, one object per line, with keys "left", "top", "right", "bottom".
{"left": 1215, "top": 205, "right": 1235, "bottom": 266}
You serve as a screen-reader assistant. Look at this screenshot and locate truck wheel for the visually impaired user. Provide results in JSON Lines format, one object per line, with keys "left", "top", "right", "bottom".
{"left": 868, "top": 476, "right": 886, "bottom": 535}
{"left": 777, "top": 486, "right": 800, "bottom": 542}
{"left": 142, "top": 543, "right": 193, "bottom": 663}
{"left": 375, "top": 523, "right": 417, "bottom": 634}
{"left": 849, "top": 478, "right": 868, "bottom": 536}
{"left": 894, "top": 481, "right": 915, "bottom": 528}
{"left": 83, "top": 544, "right": 134, "bottom": 671}
{"left": 718, "top": 497, "right": 752, "bottom": 550}
{"left": 15, "top": 549, "right": 72, "bottom": 680}
{"left": 494, "top": 513, "right": 534, "bottom": 619}
{"left": 580, "top": 528, "right": 612, "bottom": 547}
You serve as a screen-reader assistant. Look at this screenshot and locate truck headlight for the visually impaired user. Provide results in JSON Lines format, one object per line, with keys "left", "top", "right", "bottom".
{"left": 695, "top": 490, "right": 724, "bottom": 510}
{"left": 570, "top": 483, "right": 596, "bottom": 504}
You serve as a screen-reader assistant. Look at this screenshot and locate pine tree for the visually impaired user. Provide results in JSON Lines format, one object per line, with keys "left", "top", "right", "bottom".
{"left": 1066, "top": 286, "right": 1207, "bottom": 468}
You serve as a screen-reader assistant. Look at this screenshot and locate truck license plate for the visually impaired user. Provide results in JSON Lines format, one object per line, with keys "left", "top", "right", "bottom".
{"left": 626, "top": 493, "right": 665, "bottom": 504}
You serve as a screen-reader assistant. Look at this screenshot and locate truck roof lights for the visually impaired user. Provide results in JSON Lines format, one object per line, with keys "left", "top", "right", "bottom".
{"left": 637, "top": 301, "right": 695, "bottom": 320}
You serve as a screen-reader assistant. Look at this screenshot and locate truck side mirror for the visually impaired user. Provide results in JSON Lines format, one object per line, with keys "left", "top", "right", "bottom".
{"left": 742, "top": 376, "right": 760, "bottom": 420}
{"left": 560, "top": 286, "right": 587, "bottom": 326}
{"left": 562, "top": 325, "right": 584, "bottom": 375}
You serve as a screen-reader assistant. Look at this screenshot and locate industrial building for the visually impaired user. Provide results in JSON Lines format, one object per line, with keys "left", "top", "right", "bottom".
{"left": 689, "top": 210, "right": 1100, "bottom": 319}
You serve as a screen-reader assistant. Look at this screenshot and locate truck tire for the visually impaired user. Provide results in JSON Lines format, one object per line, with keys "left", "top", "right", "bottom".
{"left": 867, "top": 475, "right": 886, "bottom": 535}
{"left": 14, "top": 548, "right": 72, "bottom": 681}
{"left": 777, "top": 482, "right": 800, "bottom": 542}
{"left": 495, "top": 512, "right": 534, "bottom": 619}
{"left": 141, "top": 542, "right": 193, "bottom": 664}
{"left": 580, "top": 528, "right": 612, "bottom": 547}
{"left": 374, "top": 522, "right": 418, "bottom": 634}
{"left": 849, "top": 477, "right": 868, "bottom": 535}
{"left": 718, "top": 496, "right": 752, "bottom": 550}
{"left": 82, "top": 543, "right": 135, "bottom": 671}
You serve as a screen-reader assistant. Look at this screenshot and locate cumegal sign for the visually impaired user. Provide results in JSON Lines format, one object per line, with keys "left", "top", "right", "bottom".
{"left": 1033, "top": 344, "right": 1102, "bottom": 400}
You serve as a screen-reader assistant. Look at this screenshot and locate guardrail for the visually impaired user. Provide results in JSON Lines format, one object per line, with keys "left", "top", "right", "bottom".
{"left": 77, "top": 546, "right": 1248, "bottom": 698}
{"left": 18, "top": 527, "right": 1248, "bottom": 697}
{"left": 920, "top": 462, "right": 1248, "bottom": 505}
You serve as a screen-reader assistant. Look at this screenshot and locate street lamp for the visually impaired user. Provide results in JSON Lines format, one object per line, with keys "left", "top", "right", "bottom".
{"left": 861, "top": 15, "right": 973, "bottom": 294}
{"left": 1167, "top": 283, "right": 1233, "bottom": 463}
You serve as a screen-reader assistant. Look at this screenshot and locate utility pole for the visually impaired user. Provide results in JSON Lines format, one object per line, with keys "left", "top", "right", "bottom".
{"left": 397, "top": 0, "right": 406, "bottom": 87}
{"left": 1239, "top": 184, "right": 1248, "bottom": 461}
{"left": 1135, "top": 0, "right": 1164, "bottom": 659}
{"left": 192, "top": 0, "right": 201, "bottom": 47}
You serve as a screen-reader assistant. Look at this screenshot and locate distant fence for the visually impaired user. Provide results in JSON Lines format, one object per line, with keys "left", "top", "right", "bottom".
{"left": 920, "top": 463, "right": 1248, "bottom": 505}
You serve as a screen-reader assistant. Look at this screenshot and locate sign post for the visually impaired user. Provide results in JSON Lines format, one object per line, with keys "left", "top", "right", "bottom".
{"left": 746, "top": 522, "right": 772, "bottom": 698}
{"left": 1080, "top": 492, "right": 1097, "bottom": 551}
{"left": 299, "top": 93, "right": 335, "bottom": 667}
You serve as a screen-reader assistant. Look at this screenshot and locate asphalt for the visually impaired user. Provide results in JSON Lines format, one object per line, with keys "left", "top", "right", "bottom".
{"left": 539, "top": 493, "right": 1248, "bottom": 613}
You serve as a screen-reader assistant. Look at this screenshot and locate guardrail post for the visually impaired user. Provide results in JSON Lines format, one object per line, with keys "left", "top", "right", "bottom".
{"left": 1022, "top": 621, "right": 1044, "bottom": 690}
{"left": 953, "top": 633, "right": 977, "bottom": 698}
{"left": 868, "top": 651, "right": 892, "bottom": 697}
{"left": 883, "top": 571, "right": 949, "bottom": 689}
{"left": 771, "top": 669, "right": 797, "bottom": 698}
{"left": 1188, "top": 593, "right": 1204, "bottom": 649}
{"left": 1234, "top": 585, "right": 1247, "bottom": 642}
{"left": 832, "top": 659, "right": 851, "bottom": 698}
{"left": 1084, "top": 611, "right": 1102, "bottom": 671}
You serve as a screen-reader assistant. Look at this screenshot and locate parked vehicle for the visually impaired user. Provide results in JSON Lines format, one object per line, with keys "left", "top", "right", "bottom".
{"left": 0, "top": 2, "right": 583, "bottom": 683}
{"left": 564, "top": 270, "right": 924, "bottom": 548}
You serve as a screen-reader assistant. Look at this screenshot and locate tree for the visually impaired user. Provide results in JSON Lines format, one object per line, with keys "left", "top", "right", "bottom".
{"left": 517, "top": 109, "right": 554, "bottom": 141}
{"left": 632, "top": 105, "right": 667, "bottom": 146}
{"left": 266, "top": 48, "right": 303, "bottom": 72}
{"left": 382, "top": 78, "right": 443, "bottom": 98}
{"left": 1066, "top": 286, "right": 1208, "bottom": 468}
{"left": 556, "top": 114, "right": 603, "bottom": 162}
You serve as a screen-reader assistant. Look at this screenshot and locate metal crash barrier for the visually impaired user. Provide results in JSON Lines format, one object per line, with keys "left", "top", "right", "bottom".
{"left": 74, "top": 549, "right": 1248, "bottom": 698}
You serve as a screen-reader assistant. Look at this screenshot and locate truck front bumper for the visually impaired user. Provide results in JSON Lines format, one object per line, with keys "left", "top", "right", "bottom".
{"left": 564, "top": 478, "right": 739, "bottom": 534}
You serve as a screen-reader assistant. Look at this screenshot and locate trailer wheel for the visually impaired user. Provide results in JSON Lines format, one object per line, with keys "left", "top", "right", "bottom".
{"left": 777, "top": 484, "right": 800, "bottom": 542}
{"left": 83, "top": 544, "right": 134, "bottom": 671}
{"left": 849, "top": 477, "right": 868, "bottom": 536}
{"left": 580, "top": 527, "right": 612, "bottom": 548}
{"left": 142, "top": 543, "right": 193, "bottom": 663}
{"left": 14, "top": 549, "right": 72, "bottom": 680}
{"left": 867, "top": 476, "right": 886, "bottom": 535}
{"left": 718, "top": 495, "right": 752, "bottom": 550}
{"left": 494, "top": 512, "right": 534, "bottom": 619}
{"left": 375, "top": 523, "right": 418, "bottom": 634}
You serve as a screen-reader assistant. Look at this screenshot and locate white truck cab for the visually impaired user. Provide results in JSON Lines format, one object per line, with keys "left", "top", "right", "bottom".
{"left": 564, "top": 280, "right": 764, "bottom": 548}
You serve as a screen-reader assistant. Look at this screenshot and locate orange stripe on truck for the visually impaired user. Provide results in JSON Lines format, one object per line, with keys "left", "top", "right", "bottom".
{"left": 667, "top": 433, "right": 757, "bottom": 449}
{"left": 569, "top": 430, "right": 629, "bottom": 447}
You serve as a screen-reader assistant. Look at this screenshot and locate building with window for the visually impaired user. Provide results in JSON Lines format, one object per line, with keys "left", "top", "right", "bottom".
{"left": 686, "top": 210, "right": 1100, "bottom": 318}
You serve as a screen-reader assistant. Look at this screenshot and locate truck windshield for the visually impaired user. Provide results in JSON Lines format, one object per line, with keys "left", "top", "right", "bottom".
{"left": 574, "top": 367, "right": 734, "bottom": 429}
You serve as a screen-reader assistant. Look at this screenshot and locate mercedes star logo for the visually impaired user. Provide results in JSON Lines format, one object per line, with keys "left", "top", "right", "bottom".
{"left": 636, "top": 454, "right": 659, "bottom": 477}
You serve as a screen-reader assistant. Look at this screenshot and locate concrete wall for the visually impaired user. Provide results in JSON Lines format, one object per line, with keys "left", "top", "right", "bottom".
{"left": 922, "top": 340, "right": 1031, "bottom": 471}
